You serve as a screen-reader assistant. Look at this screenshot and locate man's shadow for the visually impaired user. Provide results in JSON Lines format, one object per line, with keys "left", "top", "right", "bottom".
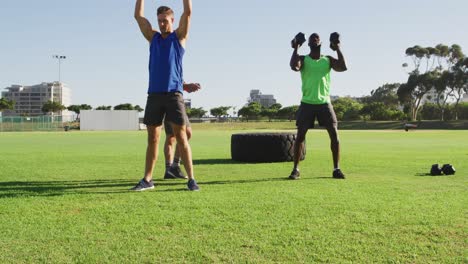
{"left": 0, "top": 178, "right": 192, "bottom": 198}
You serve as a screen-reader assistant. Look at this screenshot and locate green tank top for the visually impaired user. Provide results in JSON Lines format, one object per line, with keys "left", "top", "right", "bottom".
{"left": 300, "top": 55, "right": 331, "bottom": 104}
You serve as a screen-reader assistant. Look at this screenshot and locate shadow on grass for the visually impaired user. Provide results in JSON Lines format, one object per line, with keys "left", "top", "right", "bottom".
{"left": 415, "top": 173, "right": 436, "bottom": 176}
{"left": 193, "top": 159, "right": 241, "bottom": 165}
{"left": 0, "top": 174, "right": 335, "bottom": 198}
{"left": 198, "top": 176, "right": 324, "bottom": 186}
{"left": 193, "top": 159, "right": 304, "bottom": 165}
{"left": 0, "top": 179, "right": 190, "bottom": 198}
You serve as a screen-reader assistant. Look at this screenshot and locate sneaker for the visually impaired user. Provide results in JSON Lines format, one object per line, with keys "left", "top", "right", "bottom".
{"left": 288, "top": 169, "right": 300, "bottom": 180}
{"left": 332, "top": 169, "right": 346, "bottom": 179}
{"left": 164, "top": 166, "right": 187, "bottom": 180}
{"left": 187, "top": 179, "right": 200, "bottom": 191}
{"left": 163, "top": 169, "right": 176, "bottom": 179}
{"left": 130, "top": 179, "right": 155, "bottom": 191}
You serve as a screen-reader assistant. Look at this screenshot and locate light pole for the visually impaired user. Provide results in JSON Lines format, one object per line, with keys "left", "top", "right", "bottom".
{"left": 52, "top": 55, "right": 66, "bottom": 83}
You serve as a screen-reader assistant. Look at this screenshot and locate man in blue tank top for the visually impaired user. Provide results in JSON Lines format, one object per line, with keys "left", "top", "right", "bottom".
{"left": 132, "top": 0, "right": 200, "bottom": 191}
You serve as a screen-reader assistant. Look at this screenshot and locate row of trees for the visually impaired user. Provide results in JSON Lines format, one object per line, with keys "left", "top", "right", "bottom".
{"left": 0, "top": 99, "right": 145, "bottom": 119}
{"left": 398, "top": 44, "right": 467, "bottom": 121}
{"left": 1, "top": 44, "right": 466, "bottom": 122}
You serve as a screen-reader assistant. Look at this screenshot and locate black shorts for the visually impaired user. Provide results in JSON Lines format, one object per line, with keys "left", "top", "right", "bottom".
{"left": 143, "top": 92, "right": 187, "bottom": 126}
{"left": 296, "top": 102, "right": 337, "bottom": 130}
{"left": 164, "top": 114, "right": 190, "bottom": 135}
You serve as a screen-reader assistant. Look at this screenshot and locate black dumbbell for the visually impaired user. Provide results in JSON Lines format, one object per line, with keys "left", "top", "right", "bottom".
{"left": 430, "top": 164, "right": 442, "bottom": 176}
{"left": 291, "top": 32, "right": 306, "bottom": 48}
{"left": 441, "top": 164, "right": 456, "bottom": 175}
{"left": 330, "top": 32, "right": 341, "bottom": 51}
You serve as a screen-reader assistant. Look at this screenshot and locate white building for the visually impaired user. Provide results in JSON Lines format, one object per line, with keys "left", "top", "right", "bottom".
{"left": 80, "top": 110, "right": 139, "bottom": 131}
{"left": 248, "top": 90, "right": 277, "bottom": 108}
{"left": 421, "top": 88, "right": 456, "bottom": 105}
{"left": 1, "top": 82, "right": 71, "bottom": 116}
{"left": 461, "top": 92, "right": 468, "bottom": 103}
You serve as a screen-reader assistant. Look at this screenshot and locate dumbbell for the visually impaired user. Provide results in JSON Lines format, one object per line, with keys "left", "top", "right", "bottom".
{"left": 430, "top": 164, "right": 442, "bottom": 175}
{"left": 291, "top": 32, "right": 306, "bottom": 48}
{"left": 441, "top": 164, "right": 456, "bottom": 175}
{"left": 430, "top": 164, "right": 456, "bottom": 176}
{"left": 329, "top": 32, "right": 341, "bottom": 51}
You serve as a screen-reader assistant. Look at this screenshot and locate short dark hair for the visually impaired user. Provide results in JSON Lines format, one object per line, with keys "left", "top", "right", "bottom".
{"left": 157, "top": 6, "right": 174, "bottom": 16}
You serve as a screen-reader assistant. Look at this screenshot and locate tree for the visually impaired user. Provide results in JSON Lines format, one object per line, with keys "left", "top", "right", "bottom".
{"left": 433, "top": 71, "right": 454, "bottom": 121}
{"left": 261, "top": 103, "right": 282, "bottom": 122}
{"left": 451, "top": 57, "right": 468, "bottom": 120}
{"left": 96, "top": 106, "right": 112, "bottom": 110}
{"left": 187, "top": 107, "right": 207, "bottom": 118}
{"left": 277, "top": 105, "right": 299, "bottom": 121}
{"left": 134, "top": 105, "right": 144, "bottom": 112}
{"left": 398, "top": 71, "right": 438, "bottom": 121}
{"left": 332, "top": 97, "right": 363, "bottom": 121}
{"left": 114, "top": 103, "right": 134, "bottom": 110}
{"left": 210, "top": 106, "right": 231, "bottom": 118}
{"left": 67, "top": 104, "right": 92, "bottom": 120}
{"left": 401, "top": 44, "right": 465, "bottom": 121}
{"left": 360, "top": 102, "right": 405, "bottom": 121}
{"left": 42, "top": 100, "right": 66, "bottom": 115}
{"left": 0, "top": 98, "right": 15, "bottom": 112}
{"left": 362, "top": 83, "right": 400, "bottom": 107}
{"left": 238, "top": 102, "right": 262, "bottom": 121}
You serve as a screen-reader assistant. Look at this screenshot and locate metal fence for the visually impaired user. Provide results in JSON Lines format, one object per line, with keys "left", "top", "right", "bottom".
{"left": 0, "top": 115, "right": 74, "bottom": 132}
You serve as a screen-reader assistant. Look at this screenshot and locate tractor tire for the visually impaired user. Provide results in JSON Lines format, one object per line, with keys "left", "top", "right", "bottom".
{"left": 231, "top": 132, "right": 306, "bottom": 163}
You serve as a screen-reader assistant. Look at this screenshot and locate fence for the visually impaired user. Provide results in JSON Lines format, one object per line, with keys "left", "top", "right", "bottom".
{"left": 0, "top": 115, "right": 74, "bottom": 132}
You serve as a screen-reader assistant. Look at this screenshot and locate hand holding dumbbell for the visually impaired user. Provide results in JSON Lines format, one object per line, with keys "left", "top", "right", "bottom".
{"left": 329, "top": 32, "right": 341, "bottom": 51}
{"left": 291, "top": 32, "right": 306, "bottom": 49}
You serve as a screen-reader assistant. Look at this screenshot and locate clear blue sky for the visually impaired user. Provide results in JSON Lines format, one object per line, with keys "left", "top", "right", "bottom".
{"left": 1, "top": 0, "right": 467, "bottom": 112}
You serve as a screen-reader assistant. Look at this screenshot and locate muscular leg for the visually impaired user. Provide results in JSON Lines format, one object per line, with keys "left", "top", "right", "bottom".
{"left": 293, "top": 127, "right": 308, "bottom": 170}
{"left": 164, "top": 134, "right": 176, "bottom": 166}
{"left": 171, "top": 123, "right": 194, "bottom": 180}
{"left": 144, "top": 125, "right": 162, "bottom": 182}
{"left": 174, "top": 126, "right": 192, "bottom": 164}
{"left": 325, "top": 125, "right": 340, "bottom": 169}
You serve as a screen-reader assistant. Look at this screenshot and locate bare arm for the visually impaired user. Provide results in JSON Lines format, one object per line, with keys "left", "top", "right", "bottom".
{"left": 328, "top": 44, "right": 348, "bottom": 72}
{"left": 290, "top": 46, "right": 304, "bottom": 72}
{"left": 134, "top": 0, "right": 157, "bottom": 42}
{"left": 183, "top": 82, "right": 201, "bottom": 93}
{"left": 175, "top": 0, "right": 192, "bottom": 46}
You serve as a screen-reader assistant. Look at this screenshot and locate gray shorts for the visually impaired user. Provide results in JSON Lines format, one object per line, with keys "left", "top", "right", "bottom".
{"left": 164, "top": 114, "right": 190, "bottom": 135}
{"left": 296, "top": 102, "right": 337, "bottom": 130}
{"left": 143, "top": 92, "right": 187, "bottom": 126}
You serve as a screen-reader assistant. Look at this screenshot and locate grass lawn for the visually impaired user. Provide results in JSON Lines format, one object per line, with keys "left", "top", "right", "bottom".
{"left": 0, "top": 128, "right": 466, "bottom": 263}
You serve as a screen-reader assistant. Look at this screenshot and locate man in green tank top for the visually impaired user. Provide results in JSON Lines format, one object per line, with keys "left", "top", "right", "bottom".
{"left": 289, "top": 33, "right": 348, "bottom": 180}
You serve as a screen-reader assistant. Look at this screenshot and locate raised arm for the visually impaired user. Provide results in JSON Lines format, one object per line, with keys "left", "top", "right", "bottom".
{"left": 175, "top": 0, "right": 192, "bottom": 46}
{"left": 134, "top": 0, "right": 157, "bottom": 42}
{"left": 328, "top": 43, "right": 347, "bottom": 72}
{"left": 290, "top": 45, "right": 304, "bottom": 72}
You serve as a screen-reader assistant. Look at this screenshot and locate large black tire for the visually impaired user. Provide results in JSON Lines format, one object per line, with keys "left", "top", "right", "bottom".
{"left": 231, "top": 133, "right": 306, "bottom": 163}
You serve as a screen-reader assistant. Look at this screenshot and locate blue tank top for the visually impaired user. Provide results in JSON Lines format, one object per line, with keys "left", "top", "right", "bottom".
{"left": 148, "top": 32, "right": 185, "bottom": 93}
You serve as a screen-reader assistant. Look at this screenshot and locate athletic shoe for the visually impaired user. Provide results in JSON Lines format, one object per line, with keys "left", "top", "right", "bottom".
{"left": 163, "top": 170, "right": 177, "bottom": 179}
{"left": 332, "top": 169, "right": 346, "bottom": 179}
{"left": 166, "top": 166, "right": 187, "bottom": 179}
{"left": 288, "top": 169, "right": 300, "bottom": 180}
{"left": 187, "top": 179, "right": 200, "bottom": 191}
{"left": 130, "top": 179, "right": 155, "bottom": 191}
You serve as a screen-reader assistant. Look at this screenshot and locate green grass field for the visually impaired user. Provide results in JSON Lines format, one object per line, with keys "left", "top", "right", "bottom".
{"left": 0, "top": 128, "right": 466, "bottom": 263}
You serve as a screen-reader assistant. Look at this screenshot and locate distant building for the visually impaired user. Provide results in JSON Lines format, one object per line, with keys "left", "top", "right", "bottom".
{"left": 1, "top": 82, "right": 71, "bottom": 116}
{"left": 184, "top": 99, "right": 192, "bottom": 109}
{"left": 421, "top": 88, "right": 455, "bottom": 105}
{"left": 421, "top": 88, "right": 440, "bottom": 104}
{"left": 248, "top": 90, "right": 277, "bottom": 108}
